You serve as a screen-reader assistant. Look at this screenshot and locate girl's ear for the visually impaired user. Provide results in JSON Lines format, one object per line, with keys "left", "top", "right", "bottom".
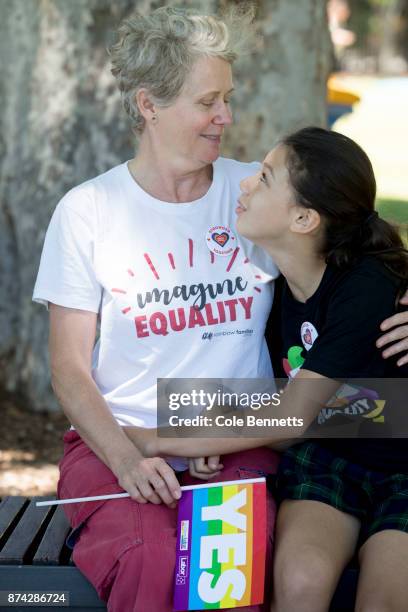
{"left": 290, "top": 207, "right": 322, "bottom": 235}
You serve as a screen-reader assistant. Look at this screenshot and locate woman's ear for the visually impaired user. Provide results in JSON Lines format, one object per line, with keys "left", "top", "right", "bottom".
{"left": 291, "top": 207, "right": 321, "bottom": 235}
{"left": 135, "top": 88, "right": 157, "bottom": 121}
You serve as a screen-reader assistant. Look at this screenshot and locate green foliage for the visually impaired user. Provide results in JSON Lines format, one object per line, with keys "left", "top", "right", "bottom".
{"left": 347, "top": 0, "right": 405, "bottom": 52}
{"left": 376, "top": 198, "right": 408, "bottom": 223}
{"left": 376, "top": 197, "right": 408, "bottom": 246}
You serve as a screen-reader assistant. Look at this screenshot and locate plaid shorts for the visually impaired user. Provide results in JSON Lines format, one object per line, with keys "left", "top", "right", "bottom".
{"left": 276, "top": 441, "right": 408, "bottom": 543}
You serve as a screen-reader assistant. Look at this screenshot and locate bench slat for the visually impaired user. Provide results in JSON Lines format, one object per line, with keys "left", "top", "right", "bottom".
{"left": 0, "top": 497, "right": 28, "bottom": 549}
{"left": 33, "top": 505, "right": 71, "bottom": 566}
{"left": 0, "top": 498, "right": 54, "bottom": 564}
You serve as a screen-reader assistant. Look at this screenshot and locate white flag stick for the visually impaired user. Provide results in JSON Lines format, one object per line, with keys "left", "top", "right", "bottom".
{"left": 35, "top": 477, "right": 265, "bottom": 507}
{"left": 36, "top": 492, "right": 130, "bottom": 507}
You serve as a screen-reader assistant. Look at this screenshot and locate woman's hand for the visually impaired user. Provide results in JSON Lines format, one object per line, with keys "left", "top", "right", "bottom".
{"left": 188, "top": 456, "right": 223, "bottom": 480}
{"left": 113, "top": 448, "right": 181, "bottom": 507}
{"left": 377, "top": 293, "right": 408, "bottom": 367}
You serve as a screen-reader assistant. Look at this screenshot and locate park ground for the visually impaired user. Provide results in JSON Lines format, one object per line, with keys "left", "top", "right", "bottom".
{"left": 0, "top": 398, "right": 68, "bottom": 496}
{"left": 333, "top": 74, "right": 408, "bottom": 225}
{"left": 1, "top": 75, "right": 407, "bottom": 497}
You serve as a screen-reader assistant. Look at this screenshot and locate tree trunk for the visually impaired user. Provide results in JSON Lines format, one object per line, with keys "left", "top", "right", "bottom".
{"left": 0, "top": 0, "right": 331, "bottom": 411}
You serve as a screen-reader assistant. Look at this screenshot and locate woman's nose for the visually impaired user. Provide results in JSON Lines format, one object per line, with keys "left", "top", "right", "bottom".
{"left": 213, "top": 102, "right": 233, "bottom": 126}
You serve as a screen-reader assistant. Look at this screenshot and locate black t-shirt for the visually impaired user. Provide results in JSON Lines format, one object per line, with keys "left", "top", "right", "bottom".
{"left": 266, "top": 256, "right": 408, "bottom": 473}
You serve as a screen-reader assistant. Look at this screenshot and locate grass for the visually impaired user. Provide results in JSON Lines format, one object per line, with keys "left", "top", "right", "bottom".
{"left": 376, "top": 198, "right": 408, "bottom": 224}
{"left": 376, "top": 198, "right": 408, "bottom": 246}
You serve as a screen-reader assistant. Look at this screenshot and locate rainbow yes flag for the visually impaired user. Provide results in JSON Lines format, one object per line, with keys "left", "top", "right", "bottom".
{"left": 174, "top": 477, "right": 266, "bottom": 610}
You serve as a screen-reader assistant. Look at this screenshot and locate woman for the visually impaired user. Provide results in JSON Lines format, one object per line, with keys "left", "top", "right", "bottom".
{"left": 33, "top": 6, "right": 280, "bottom": 612}
{"left": 33, "top": 5, "right": 408, "bottom": 612}
{"left": 142, "top": 127, "right": 408, "bottom": 611}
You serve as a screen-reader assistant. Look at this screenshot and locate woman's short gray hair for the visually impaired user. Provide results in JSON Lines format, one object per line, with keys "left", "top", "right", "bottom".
{"left": 109, "top": 4, "right": 257, "bottom": 135}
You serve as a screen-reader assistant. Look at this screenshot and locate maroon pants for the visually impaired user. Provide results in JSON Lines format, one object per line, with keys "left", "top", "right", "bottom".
{"left": 58, "top": 431, "right": 279, "bottom": 612}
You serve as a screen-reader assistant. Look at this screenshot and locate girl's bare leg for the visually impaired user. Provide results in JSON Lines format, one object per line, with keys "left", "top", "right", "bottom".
{"left": 271, "top": 499, "right": 360, "bottom": 612}
{"left": 355, "top": 529, "right": 408, "bottom": 612}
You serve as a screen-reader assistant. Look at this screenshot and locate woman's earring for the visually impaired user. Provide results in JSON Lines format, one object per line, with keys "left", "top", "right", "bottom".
{"left": 152, "top": 114, "right": 157, "bottom": 123}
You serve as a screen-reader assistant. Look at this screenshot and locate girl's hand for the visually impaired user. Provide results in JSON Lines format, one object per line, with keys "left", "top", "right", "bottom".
{"left": 188, "top": 456, "right": 223, "bottom": 480}
{"left": 377, "top": 293, "right": 408, "bottom": 367}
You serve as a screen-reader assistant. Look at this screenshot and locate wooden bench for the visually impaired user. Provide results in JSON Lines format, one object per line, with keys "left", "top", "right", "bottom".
{"left": 0, "top": 496, "right": 105, "bottom": 611}
{"left": 0, "top": 496, "right": 357, "bottom": 611}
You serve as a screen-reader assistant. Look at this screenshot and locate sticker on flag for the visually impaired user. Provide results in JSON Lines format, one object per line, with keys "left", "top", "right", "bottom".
{"left": 174, "top": 477, "right": 267, "bottom": 610}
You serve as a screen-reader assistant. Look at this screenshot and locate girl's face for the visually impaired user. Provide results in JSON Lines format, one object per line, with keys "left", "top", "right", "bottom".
{"left": 236, "top": 145, "right": 297, "bottom": 244}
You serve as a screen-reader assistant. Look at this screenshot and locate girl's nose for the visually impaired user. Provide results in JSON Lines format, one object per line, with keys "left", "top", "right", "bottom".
{"left": 240, "top": 176, "right": 249, "bottom": 193}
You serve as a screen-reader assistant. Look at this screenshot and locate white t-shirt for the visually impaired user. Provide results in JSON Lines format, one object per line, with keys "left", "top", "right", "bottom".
{"left": 33, "top": 157, "right": 279, "bottom": 432}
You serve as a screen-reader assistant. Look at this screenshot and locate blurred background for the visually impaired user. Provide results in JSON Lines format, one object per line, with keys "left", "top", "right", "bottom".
{"left": 0, "top": 0, "right": 407, "bottom": 497}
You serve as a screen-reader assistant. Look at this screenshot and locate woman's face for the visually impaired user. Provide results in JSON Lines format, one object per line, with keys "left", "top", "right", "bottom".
{"left": 152, "top": 55, "right": 234, "bottom": 169}
{"left": 236, "top": 145, "right": 297, "bottom": 244}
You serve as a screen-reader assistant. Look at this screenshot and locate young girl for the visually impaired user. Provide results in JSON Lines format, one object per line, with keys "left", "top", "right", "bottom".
{"left": 235, "top": 127, "right": 408, "bottom": 612}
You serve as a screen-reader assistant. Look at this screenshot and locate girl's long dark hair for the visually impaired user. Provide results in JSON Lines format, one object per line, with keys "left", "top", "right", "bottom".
{"left": 282, "top": 127, "right": 408, "bottom": 284}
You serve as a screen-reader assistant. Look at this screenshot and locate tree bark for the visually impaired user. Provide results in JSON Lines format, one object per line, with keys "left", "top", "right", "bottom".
{"left": 0, "top": 0, "right": 331, "bottom": 411}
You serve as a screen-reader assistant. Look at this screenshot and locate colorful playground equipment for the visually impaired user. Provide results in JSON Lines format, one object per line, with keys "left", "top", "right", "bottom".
{"left": 327, "top": 75, "right": 360, "bottom": 127}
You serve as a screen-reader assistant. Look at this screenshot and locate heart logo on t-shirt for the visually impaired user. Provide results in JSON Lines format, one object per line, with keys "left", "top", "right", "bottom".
{"left": 303, "top": 329, "right": 313, "bottom": 346}
{"left": 212, "top": 232, "right": 229, "bottom": 247}
{"left": 206, "top": 225, "right": 235, "bottom": 256}
{"left": 300, "top": 321, "right": 319, "bottom": 352}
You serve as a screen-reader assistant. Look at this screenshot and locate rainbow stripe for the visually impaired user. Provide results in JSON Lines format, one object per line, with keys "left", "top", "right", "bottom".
{"left": 174, "top": 478, "right": 266, "bottom": 610}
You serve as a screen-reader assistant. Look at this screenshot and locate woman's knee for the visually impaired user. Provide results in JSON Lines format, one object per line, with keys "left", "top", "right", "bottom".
{"left": 72, "top": 498, "right": 176, "bottom": 595}
{"left": 101, "top": 544, "right": 143, "bottom": 609}
{"left": 106, "top": 538, "right": 178, "bottom": 612}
